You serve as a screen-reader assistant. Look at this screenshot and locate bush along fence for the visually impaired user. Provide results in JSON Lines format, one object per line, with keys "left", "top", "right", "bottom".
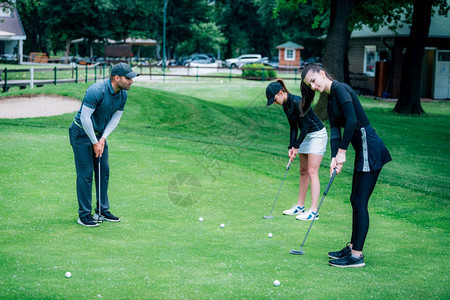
{"left": 1, "top": 63, "right": 303, "bottom": 92}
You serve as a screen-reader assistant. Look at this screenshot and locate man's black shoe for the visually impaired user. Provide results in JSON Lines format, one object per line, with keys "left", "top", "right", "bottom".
{"left": 77, "top": 214, "right": 99, "bottom": 227}
{"left": 329, "top": 253, "right": 365, "bottom": 268}
{"left": 94, "top": 211, "right": 120, "bottom": 222}
{"left": 328, "top": 243, "right": 352, "bottom": 259}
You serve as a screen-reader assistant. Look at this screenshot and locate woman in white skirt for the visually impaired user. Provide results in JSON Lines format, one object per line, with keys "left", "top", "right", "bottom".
{"left": 266, "top": 79, "right": 328, "bottom": 220}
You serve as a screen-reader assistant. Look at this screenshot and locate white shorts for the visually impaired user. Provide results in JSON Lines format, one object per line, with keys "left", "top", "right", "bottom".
{"left": 298, "top": 127, "right": 328, "bottom": 155}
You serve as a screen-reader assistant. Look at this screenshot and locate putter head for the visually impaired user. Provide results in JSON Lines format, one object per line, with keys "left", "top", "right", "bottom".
{"left": 93, "top": 214, "right": 103, "bottom": 223}
{"left": 289, "top": 249, "right": 305, "bottom": 255}
{"left": 263, "top": 215, "right": 274, "bottom": 219}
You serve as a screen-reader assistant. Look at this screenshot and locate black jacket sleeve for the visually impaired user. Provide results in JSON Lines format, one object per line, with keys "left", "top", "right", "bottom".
{"left": 288, "top": 118, "right": 298, "bottom": 149}
{"left": 335, "top": 85, "right": 357, "bottom": 152}
{"left": 294, "top": 115, "right": 310, "bottom": 148}
{"left": 329, "top": 117, "right": 341, "bottom": 158}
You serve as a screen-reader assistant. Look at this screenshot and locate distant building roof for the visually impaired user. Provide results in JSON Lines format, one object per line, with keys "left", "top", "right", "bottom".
{"left": 351, "top": 13, "right": 450, "bottom": 39}
{"left": 0, "top": 4, "right": 26, "bottom": 40}
{"left": 276, "top": 41, "right": 304, "bottom": 49}
{"left": 123, "top": 37, "right": 157, "bottom": 46}
{"left": 71, "top": 37, "right": 157, "bottom": 46}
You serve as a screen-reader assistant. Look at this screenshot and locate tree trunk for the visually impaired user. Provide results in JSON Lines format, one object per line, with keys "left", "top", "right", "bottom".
{"left": 89, "top": 40, "right": 93, "bottom": 59}
{"left": 394, "top": 0, "right": 432, "bottom": 115}
{"left": 314, "top": 0, "right": 356, "bottom": 120}
{"left": 64, "top": 38, "right": 71, "bottom": 64}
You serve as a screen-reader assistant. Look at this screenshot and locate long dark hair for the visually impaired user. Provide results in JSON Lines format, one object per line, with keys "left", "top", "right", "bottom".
{"left": 276, "top": 78, "right": 290, "bottom": 94}
{"left": 300, "top": 63, "right": 334, "bottom": 116}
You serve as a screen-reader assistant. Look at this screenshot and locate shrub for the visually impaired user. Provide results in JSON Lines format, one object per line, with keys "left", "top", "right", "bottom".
{"left": 242, "top": 63, "right": 277, "bottom": 80}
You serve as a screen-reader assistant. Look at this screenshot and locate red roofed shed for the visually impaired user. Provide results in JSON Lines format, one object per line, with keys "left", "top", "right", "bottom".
{"left": 276, "top": 41, "right": 304, "bottom": 69}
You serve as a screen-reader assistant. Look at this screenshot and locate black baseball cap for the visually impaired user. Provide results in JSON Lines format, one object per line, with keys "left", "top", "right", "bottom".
{"left": 111, "top": 63, "right": 139, "bottom": 78}
{"left": 266, "top": 81, "right": 282, "bottom": 106}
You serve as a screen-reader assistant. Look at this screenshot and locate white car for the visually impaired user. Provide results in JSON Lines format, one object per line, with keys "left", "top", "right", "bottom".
{"left": 224, "top": 54, "right": 262, "bottom": 68}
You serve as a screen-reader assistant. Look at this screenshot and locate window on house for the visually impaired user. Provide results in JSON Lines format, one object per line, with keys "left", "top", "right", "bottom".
{"left": 364, "top": 45, "right": 378, "bottom": 76}
{"left": 284, "top": 48, "right": 295, "bottom": 61}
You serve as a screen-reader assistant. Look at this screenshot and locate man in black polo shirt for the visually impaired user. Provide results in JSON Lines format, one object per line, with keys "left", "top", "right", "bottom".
{"left": 69, "top": 63, "right": 138, "bottom": 227}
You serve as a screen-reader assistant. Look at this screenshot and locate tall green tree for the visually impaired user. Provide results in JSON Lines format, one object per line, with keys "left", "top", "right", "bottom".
{"left": 176, "top": 22, "right": 226, "bottom": 55}
{"left": 15, "top": 0, "right": 49, "bottom": 55}
{"left": 18, "top": 0, "right": 156, "bottom": 60}
{"left": 279, "top": 0, "right": 448, "bottom": 118}
{"left": 160, "top": 0, "right": 213, "bottom": 59}
{"left": 312, "top": 0, "right": 416, "bottom": 119}
{"left": 394, "top": 0, "right": 449, "bottom": 115}
{"left": 215, "top": 0, "right": 325, "bottom": 59}
{"left": 43, "top": 0, "right": 113, "bottom": 60}
{"left": 214, "top": 0, "right": 256, "bottom": 58}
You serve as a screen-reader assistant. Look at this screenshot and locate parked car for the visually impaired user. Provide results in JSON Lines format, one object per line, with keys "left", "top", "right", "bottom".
{"left": 204, "top": 53, "right": 217, "bottom": 62}
{"left": 173, "top": 56, "right": 189, "bottom": 66}
{"left": 225, "top": 54, "right": 262, "bottom": 68}
{"left": 259, "top": 57, "right": 279, "bottom": 69}
{"left": 300, "top": 56, "right": 322, "bottom": 68}
{"left": 184, "top": 53, "right": 215, "bottom": 67}
{"left": 0, "top": 54, "right": 17, "bottom": 61}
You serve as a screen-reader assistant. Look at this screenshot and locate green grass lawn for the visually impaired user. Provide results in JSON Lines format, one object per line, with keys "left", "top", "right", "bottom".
{"left": 0, "top": 82, "right": 449, "bottom": 299}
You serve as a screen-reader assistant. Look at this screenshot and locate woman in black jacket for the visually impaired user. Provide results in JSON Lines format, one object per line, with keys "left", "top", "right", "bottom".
{"left": 300, "top": 63, "right": 391, "bottom": 267}
{"left": 266, "top": 79, "right": 328, "bottom": 221}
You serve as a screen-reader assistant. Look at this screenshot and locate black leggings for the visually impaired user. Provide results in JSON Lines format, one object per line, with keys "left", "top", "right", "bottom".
{"left": 350, "top": 169, "right": 381, "bottom": 251}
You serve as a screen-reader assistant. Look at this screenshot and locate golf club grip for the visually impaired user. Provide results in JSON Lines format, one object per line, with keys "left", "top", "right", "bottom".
{"left": 323, "top": 168, "right": 337, "bottom": 195}
{"left": 286, "top": 159, "right": 292, "bottom": 170}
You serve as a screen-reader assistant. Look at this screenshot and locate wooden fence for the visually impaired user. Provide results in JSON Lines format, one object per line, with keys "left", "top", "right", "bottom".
{"left": 1, "top": 64, "right": 302, "bottom": 92}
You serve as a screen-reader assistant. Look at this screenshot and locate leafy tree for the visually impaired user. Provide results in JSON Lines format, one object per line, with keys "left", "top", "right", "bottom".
{"left": 215, "top": 0, "right": 325, "bottom": 60}
{"left": 176, "top": 22, "right": 226, "bottom": 56}
{"left": 279, "top": 0, "right": 448, "bottom": 118}
{"left": 15, "top": 0, "right": 49, "bottom": 55}
{"left": 17, "top": 0, "right": 158, "bottom": 60}
{"left": 160, "top": 0, "right": 213, "bottom": 59}
{"left": 394, "top": 0, "right": 449, "bottom": 115}
{"left": 43, "top": 0, "right": 112, "bottom": 60}
{"left": 214, "top": 0, "right": 257, "bottom": 58}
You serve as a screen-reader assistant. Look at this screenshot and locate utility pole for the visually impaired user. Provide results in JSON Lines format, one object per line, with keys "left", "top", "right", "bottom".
{"left": 163, "top": 0, "right": 169, "bottom": 73}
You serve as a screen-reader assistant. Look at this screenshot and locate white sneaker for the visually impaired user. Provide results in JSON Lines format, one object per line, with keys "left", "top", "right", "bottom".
{"left": 296, "top": 209, "right": 319, "bottom": 220}
{"left": 283, "top": 205, "right": 305, "bottom": 215}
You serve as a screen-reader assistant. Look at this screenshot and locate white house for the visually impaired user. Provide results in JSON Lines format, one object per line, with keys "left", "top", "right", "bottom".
{"left": 0, "top": 3, "right": 26, "bottom": 63}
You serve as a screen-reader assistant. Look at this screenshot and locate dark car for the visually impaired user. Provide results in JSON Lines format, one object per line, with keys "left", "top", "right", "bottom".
{"left": 300, "top": 56, "right": 322, "bottom": 68}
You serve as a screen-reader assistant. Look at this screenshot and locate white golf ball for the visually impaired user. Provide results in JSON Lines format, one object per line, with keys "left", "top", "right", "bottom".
{"left": 268, "top": 233, "right": 273, "bottom": 238}
{"left": 65, "top": 272, "right": 72, "bottom": 278}
{"left": 199, "top": 217, "right": 203, "bottom": 222}
{"left": 220, "top": 223, "right": 225, "bottom": 228}
{"left": 273, "top": 279, "right": 280, "bottom": 287}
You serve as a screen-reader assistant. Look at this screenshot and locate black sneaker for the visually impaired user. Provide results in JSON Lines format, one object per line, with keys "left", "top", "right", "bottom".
{"left": 77, "top": 214, "right": 99, "bottom": 227}
{"left": 329, "top": 253, "right": 365, "bottom": 268}
{"left": 328, "top": 243, "right": 352, "bottom": 259}
{"left": 94, "top": 211, "right": 120, "bottom": 222}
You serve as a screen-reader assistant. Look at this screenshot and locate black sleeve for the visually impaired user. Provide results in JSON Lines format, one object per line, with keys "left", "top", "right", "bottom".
{"left": 335, "top": 85, "right": 357, "bottom": 151}
{"left": 329, "top": 117, "right": 341, "bottom": 158}
{"left": 288, "top": 119, "right": 298, "bottom": 149}
{"left": 294, "top": 115, "right": 309, "bottom": 148}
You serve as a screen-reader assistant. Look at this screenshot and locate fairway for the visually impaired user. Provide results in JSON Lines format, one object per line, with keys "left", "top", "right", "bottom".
{"left": 0, "top": 82, "right": 449, "bottom": 299}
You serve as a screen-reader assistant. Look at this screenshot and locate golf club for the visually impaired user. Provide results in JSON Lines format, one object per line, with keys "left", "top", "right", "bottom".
{"left": 290, "top": 168, "right": 337, "bottom": 255}
{"left": 95, "top": 155, "right": 103, "bottom": 223}
{"left": 263, "top": 158, "right": 293, "bottom": 219}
